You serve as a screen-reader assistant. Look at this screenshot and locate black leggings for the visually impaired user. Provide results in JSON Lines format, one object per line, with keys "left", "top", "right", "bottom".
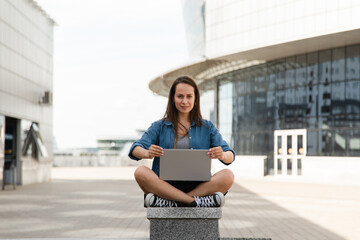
{"left": 166, "top": 180, "right": 203, "bottom": 193}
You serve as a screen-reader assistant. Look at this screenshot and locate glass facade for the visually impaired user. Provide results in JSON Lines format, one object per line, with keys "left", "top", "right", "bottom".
{"left": 199, "top": 79, "right": 216, "bottom": 123}
{"left": 217, "top": 45, "right": 360, "bottom": 156}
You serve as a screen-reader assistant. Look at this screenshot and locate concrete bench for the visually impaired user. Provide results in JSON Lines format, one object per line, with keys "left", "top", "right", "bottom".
{"left": 147, "top": 207, "right": 221, "bottom": 240}
{"left": 147, "top": 207, "right": 272, "bottom": 240}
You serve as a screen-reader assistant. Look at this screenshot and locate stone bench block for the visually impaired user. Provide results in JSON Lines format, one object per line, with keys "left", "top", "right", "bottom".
{"left": 147, "top": 208, "right": 222, "bottom": 240}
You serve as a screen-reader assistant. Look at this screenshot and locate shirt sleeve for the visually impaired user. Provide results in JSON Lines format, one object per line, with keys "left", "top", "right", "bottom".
{"left": 128, "top": 121, "right": 161, "bottom": 161}
{"left": 209, "top": 121, "right": 235, "bottom": 165}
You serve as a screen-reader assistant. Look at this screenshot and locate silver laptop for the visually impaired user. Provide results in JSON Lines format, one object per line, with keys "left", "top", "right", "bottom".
{"left": 159, "top": 149, "right": 211, "bottom": 181}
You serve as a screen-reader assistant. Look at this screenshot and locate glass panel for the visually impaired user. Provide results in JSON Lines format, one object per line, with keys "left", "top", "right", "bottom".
{"left": 332, "top": 47, "right": 345, "bottom": 82}
{"left": 307, "top": 81, "right": 318, "bottom": 117}
{"left": 319, "top": 83, "right": 331, "bottom": 116}
{"left": 277, "top": 158, "right": 282, "bottom": 174}
{"left": 285, "top": 57, "right": 296, "bottom": 89}
{"left": 287, "top": 135, "right": 292, "bottom": 155}
{"left": 295, "top": 86, "right": 307, "bottom": 117}
{"left": 296, "top": 55, "right": 307, "bottom": 86}
{"left": 287, "top": 159, "right": 292, "bottom": 175}
{"left": 218, "top": 81, "right": 233, "bottom": 141}
{"left": 320, "top": 130, "right": 332, "bottom": 155}
{"left": 234, "top": 79, "right": 246, "bottom": 96}
{"left": 200, "top": 80, "right": 215, "bottom": 122}
{"left": 297, "top": 159, "right": 302, "bottom": 175}
{"left": 348, "top": 128, "right": 360, "bottom": 156}
{"left": 319, "top": 50, "right": 331, "bottom": 85}
{"left": 277, "top": 89, "right": 285, "bottom": 119}
{"left": 267, "top": 62, "right": 277, "bottom": 91}
{"left": 331, "top": 81, "right": 346, "bottom": 115}
{"left": 346, "top": 45, "right": 360, "bottom": 80}
{"left": 333, "top": 128, "right": 346, "bottom": 156}
{"left": 267, "top": 90, "right": 276, "bottom": 119}
{"left": 21, "top": 120, "right": 33, "bottom": 157}
{"left": 254, "top": 65, "right": 267, "bottom": 92}
{"left": 307, "top": 52, "right": 319, "bottom": 86}
{"left": 346, "top": 80, "right": 360, "bottom": 115}
{"left": 276, "top": 59, "right": 286, "bottom": 90}
{"left": 22, "top": 122, "right": 48, "bottom": 159}
{"left": 277, "top": 135, "right": 282, "bottom": 154}
{"left": 307, "top": 130, "right": 318, "bottom": 155}
{"left": 245, "top": 70, "right": 252, "bottom": 94}
{"left": 252, "top": 93, "right": 267, "bottom": 120}
{"left": 298, "top": 135, "right": 304, "bottom": 155}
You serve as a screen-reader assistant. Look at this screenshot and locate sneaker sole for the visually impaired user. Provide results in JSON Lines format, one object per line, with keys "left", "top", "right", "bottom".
{"left": 144, "top": 193, "right": 154, "bottom": 207}
{"left": 215, "top": 192, "right": 225, "bottom": 207}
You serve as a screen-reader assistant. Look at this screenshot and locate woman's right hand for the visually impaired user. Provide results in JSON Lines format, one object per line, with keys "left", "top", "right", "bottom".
{"left": 148, "top": 144, "right": 164, "bottom": 158}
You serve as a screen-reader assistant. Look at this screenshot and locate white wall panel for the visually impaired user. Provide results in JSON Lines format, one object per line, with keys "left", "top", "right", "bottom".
{"left": 0, "top": 0, "right": 54, "bottom": 184}
{"left": 205, "top": 0, "right": 360, "bottom": 58}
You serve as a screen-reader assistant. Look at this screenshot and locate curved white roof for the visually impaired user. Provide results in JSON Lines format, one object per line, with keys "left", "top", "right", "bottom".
{"left": 149, "top": 28, "right": 360, "bottom": 97}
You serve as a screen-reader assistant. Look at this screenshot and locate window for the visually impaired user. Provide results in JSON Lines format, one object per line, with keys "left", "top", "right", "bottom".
{"left": 22, "top": 123, "right": 48, "bottom": 159}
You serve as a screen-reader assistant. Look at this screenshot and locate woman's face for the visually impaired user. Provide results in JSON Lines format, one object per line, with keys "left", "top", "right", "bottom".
{"left": 174, "top": 83, "right": 195, "bottom": 115}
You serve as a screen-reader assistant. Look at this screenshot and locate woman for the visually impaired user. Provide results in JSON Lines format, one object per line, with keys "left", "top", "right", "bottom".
{"left": 128, "top": 76, "right": 235, "bottom": 207}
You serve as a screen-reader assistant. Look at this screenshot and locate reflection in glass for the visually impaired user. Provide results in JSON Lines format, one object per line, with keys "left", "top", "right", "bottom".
{"left": 346, "top": 80, "right": 360, "bottom": 115}
{"left": 276, "top": 59, "right": 286, "bottom": 89}
{"left": 332, "top": 48, "right": 345, "bottom": 82}
{"left": 298, "top": 135, "right": 303, "bottom": 154}
{"left": 319, "top": 50, "right": 331, "bottom": 85}
{"left": 200, "top": 80, "right": 215, "bottom": 122}
{"left": 296, "top": 55, "right": 307, "bottom": 86}
{"left": 287, "top": 159, "right": 292, "bottom": 175}
{"left": 286, "top": 57, "right": 295, "bottom": 88}
{"left": 277, "top": 136, "right": 282, "bottom": 154}
{"left": 22, "top": 122, "right": 48, "bottom": 159}
{"left": 297, "top": 159, "right": 302, "bottom": 175}
{"left": 346, "top": 45, "right": 360, "bottom": 80}
{"left": 277, "top": 158, "right": 282, "bottom": 174}
{"left": 287, "top": 135, "right": 292, "bottom": 154}
{"left": 331, "top": 82, "right": 345, "bottom": 115}
{"left": 217, "top": 44, "right": 360, "bottom": 157}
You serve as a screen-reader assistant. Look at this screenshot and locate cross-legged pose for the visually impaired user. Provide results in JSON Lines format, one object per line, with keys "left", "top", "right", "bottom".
{"left": 128, "top": 76, "right": 235, "bottom": 207}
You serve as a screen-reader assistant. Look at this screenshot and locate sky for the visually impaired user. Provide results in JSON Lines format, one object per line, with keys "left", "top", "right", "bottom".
{"left": 35, "top": 0, "right": 189, "bottom": 149}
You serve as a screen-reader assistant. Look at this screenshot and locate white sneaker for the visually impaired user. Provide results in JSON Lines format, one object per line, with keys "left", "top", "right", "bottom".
{"left": 144, "top": 193, "right": 178, "bottom": 207}
{"left": 194, "top": 192, "right": 225, "bottom": 207}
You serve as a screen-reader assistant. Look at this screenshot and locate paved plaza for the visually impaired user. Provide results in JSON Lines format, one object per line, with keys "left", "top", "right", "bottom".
{"left": 0, "top": 167, "right": 359, "bottom": 240}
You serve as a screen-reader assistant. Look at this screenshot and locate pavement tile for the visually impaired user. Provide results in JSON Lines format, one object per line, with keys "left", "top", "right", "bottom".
{"left": 0, "top": 167, "right": 359, "bottom": 240}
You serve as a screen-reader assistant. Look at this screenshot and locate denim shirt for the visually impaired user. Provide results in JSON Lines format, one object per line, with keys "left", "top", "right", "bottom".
{"left": 128, "top": 119, "right": 235, "bottom": 176}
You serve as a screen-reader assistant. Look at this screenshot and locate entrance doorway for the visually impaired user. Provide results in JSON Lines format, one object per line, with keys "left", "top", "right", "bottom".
{"left": 2, "top": 117, "right": 19, "bottom": 189}
{"left": 274, "top": 129, "right": 306, "bottom": 176}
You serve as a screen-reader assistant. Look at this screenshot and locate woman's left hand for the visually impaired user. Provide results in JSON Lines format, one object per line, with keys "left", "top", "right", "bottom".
{"left": 208, "top": 146, "right": 224, "bottom": 160}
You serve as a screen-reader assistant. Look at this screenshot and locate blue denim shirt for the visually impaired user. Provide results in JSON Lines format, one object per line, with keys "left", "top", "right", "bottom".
{"left": 128, "top": 119, "right": 235, "bottom": 176}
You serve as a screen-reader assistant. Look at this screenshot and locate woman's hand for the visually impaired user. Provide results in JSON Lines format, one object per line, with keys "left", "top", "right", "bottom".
{"left": 148, "top": 144, "right": 164, "bottom": 158}
{"left": 208, "top": 146, "right": 224, "bottom": 160}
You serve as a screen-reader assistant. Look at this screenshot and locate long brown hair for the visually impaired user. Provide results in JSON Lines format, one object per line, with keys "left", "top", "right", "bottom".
{"left": 163, "top": 76, "right": 203, "bottom": 146}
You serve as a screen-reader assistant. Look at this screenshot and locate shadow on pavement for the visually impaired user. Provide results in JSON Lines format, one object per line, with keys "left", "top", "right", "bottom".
{"left": 0, "top": 179, "right": 345, "bottom": 240}
{"left": 222, "top": 183, "right": 345, "bottom": 240}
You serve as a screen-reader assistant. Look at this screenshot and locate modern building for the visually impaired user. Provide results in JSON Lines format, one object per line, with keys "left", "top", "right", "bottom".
{"left": 149, "top": 0, "right": 360, "bottom": 185}
{"left": 0, "top": 0, "right": 55, "bottom": 188}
